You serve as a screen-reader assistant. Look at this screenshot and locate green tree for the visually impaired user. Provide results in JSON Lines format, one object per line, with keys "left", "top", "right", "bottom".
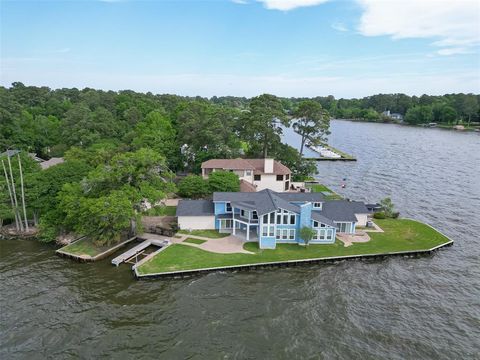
{"left": 240, "top": 94, "right": 288, "bottom": 157}
{"left": 380, "top": 197, "right": 395, "bottom": 218}
{"left": 26, "top": 160, "right": 91, "bottom": 224}
{"left": 131, "top": 110, "right": 177, "bottom": 161}
{"left": 404, "top": 106, "right": 433, "bottom": 124}
{"left": 461, "top": 95, "right": 479, "bottom": 125}
{"left": 207, "top": 171, "right": 240, "bottom": 193}
{"left": 41, "top": 148, "right": 173, "bottom": 243}
{"left": 300, "top": 226, "right": 316, "bottom": 246}
{"left": 292, "top": 100, "right": 330, "bottom": 155}
{"left": 176, "top": 101, "right": 242, "bottom": 170}
{"left": 272, "top": 143, "right": 317, "bottom": 181}
{"left": 178, "top": 175, "right": 209, "bottom": 199}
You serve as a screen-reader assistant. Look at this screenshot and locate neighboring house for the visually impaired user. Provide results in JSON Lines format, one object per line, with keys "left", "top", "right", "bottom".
{"left": 176, "top": 189, "right": 370, "bottom": 249}
{"left": 382, "top": 110, "right": 404, "bottom": 121}
{"left": 40, "top": 157, "right": 64, "bottom": 170}
{"left": 201, "top": 158, "right": 292, "bottom": 192}
{"left": 1, "top": 149, "right": 45, "bottom": 162}
{"left": 1, "top": 150, "right": 64, "bottom": 170}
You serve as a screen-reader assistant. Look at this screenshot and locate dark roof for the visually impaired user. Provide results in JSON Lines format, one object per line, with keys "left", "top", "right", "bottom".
{"left": 311, "top": 212, "right": 335, "bottom": 227}
{"left": 316, "top": 201, "right": 368, "bottom": 222}
{"left": 276, "top": 192, "right": 326, "bottom": 202}
{"left": 209, "top": 190, "right": 369, "bottom": 223}
{"left": 176, "top": 200, "right": 214, "bottom": 217}
{"left": 214, "top": 189, "right": 300, "bottom": 216}
{"left": 1, "top": 150, "right": 20, "bottom": 157}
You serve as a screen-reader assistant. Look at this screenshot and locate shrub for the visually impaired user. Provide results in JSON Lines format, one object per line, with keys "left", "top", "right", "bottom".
{"left": 299, "top": 226, "right": 316, "bottom": 246}
{"left": 178, "top": 175, "right": 209, "bottom": 199}
{"left": 207, "top": 171, "right": 240, "bottom": 193}
{"left": 373, "top": 212, "right": 386, "bottom": 219}
{"left": 391, "top": 211, "right": 400, "bottom": 219}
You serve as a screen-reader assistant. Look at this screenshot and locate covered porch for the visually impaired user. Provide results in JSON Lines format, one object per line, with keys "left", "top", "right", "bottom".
{"left": 232, "top": 222, "right": 259, "bottom": 242}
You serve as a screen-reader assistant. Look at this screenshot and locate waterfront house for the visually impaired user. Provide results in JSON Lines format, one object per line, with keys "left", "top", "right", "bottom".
{"left": 201, "top": 158, "right": 292, "bottom": 192}
{"left": 176, "top": 189, "right": 370, "bottom": 249}
{"left": 382, "top": 110, "right": 404, "bottom": 121}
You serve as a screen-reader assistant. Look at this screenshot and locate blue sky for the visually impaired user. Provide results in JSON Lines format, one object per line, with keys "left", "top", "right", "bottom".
{"left": 1, "top": 0, "right": 479, "bottom": 97}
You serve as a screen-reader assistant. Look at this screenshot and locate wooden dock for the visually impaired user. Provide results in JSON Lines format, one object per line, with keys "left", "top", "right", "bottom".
{"left": 111, "top": 239, "right": 170, "bottom": 266}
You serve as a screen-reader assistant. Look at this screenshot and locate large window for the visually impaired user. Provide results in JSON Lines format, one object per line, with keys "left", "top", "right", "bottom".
{"left": 336, "top": 222, "right": 352, "bottom": 233}
{"left": 254, "top": 174, "right": 261, "bottom": 181}
{"left": 276, "top": 174, "right": 283, "bottom": 181}
{"left": 276, "top": 209, "right": 296, "bottom": 225}
{"left": 262, "top": 225, "right": 274, "bottom": 237}
{"left": 226, "top": 202, "right": 232, "bottom": 212}
{"left": 276, "top": 229, "right": 295, "bottom": 240}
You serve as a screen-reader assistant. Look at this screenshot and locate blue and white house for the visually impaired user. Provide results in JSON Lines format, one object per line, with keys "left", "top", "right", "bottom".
{"left": 177, "top": 189, "right": 370, "bottom": 249}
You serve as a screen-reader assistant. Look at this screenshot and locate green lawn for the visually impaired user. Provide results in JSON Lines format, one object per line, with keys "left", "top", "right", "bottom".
{"left": 145, "top": 206, "right": 177, "bottom": 216}
{"left": 177, "top": 229, "right": 229, "bottom": 238}
{"left": 307, "top": 183, "right": 343, "bottom": 200}
{"left": 137, "top": 219, "right": 452, "bottom": 275}
{"left": 308, "top": 184, "right": 333, "bottom": 193}
{"left": 183, "top": 237, "right": 207, "bottom": 245}
{"left": 59, "top": 237, "right": 110, "bottom": 257}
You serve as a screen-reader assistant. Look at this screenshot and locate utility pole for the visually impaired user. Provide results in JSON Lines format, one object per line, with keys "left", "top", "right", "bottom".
{"left": 7, "top": 154, "right": 23, "bottom": 232}
{"left": 17, "top": 154, "right": 29, "bottom": 232}
{"left": 2, "top": 159, "right": 19, "bottom": 231}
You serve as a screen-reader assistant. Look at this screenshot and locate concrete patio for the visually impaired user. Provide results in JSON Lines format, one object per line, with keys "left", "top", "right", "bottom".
{"left": 141, "top": 232, "right": 255, "bottom": 254}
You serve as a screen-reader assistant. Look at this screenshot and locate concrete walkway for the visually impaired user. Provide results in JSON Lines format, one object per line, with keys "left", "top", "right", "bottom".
{"left": 141, "top": 232, "right": 255, "bottom": 254}
{"left": 337, "top": 232, "right": 371, "bottom": 247}
{"left": 361, "top": 221, "right": 384, "bottom": 233}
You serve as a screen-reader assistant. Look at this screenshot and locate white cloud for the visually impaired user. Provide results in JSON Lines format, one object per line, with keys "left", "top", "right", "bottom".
{"left": 331, "top": 21, "right": 348, "bottom": 32}
{"left": 357, "top": 0, "right": 480, "bottom": 55}
{"left": 257, "top": 0, "right": 329, "bottom": 11}
{"left": 231, "top": 0, "right": 248, "bottom": 4}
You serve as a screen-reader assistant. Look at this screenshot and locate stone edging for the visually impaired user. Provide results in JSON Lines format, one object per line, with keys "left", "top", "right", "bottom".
{"left": 134, "top": 238, "right": 454, "bottom": 279}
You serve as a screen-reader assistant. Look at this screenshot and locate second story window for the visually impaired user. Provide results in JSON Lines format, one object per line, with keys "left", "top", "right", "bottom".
{"left": 254, "top": 174, "right": 261, "bottom": 181}
{"left": 246, "top": 170, "right": 252, "bottom": 176}
{"left": 276, "top": 175, "right": 283, "bottom": 181}
{"left": 313, "top": 202, "right": 322, "bottom": 209}
{"left": 226, "top": 202, "right": 232, "bottom": 212}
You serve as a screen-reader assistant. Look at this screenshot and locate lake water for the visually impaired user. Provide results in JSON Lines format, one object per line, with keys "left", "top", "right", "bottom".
{"left": 1, "top": 120, "right": 480, "bottom": 359}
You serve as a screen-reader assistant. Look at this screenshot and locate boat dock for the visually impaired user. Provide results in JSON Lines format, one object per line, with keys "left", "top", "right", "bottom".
{"left": 111, "top": 238, "right": 170, "bottom": 266}
{"left": 305, "top": 143, "right": 356, "bottom": 161}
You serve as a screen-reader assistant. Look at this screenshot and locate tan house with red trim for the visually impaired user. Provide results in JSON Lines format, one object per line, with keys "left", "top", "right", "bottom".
{"left": 201, "top": 158, "right": 292, "bottom": 192}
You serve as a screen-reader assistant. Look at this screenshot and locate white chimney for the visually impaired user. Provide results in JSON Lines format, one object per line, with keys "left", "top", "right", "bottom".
{"left": 264, "top": 158, "right": 274, "bottom": 173}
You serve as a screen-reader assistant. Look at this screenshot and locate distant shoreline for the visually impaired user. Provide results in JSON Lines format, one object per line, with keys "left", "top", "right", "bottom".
{"left": 335, "top": 118, "right": 479, "bottom": 132}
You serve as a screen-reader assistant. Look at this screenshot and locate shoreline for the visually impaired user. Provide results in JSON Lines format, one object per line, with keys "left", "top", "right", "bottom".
{"left": 135, "top": 219, "right": 455, "bottom": 280}
{"left": 337, "top": 118, "right": 479, "bottom": 132}
{"left": 134, "top": 239, "right": 453, "bottom": 279}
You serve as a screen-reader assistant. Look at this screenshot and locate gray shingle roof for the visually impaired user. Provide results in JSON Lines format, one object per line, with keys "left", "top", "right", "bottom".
{"left": 176, "top": 200, "right": 214, "bottom": 216}
{"left": 276, "top": 192, "right": 326, "bottom": 202}
{"left": 311, "top": 212, "right": 335, "bottom": 227}
{"left": 214, "top": 189, "right": 300, "bottom": 216}
{"left": 208, "top": 190, "right": 369, "bottom": 223}
{"left": 316, "top": 201, "right": 368, "bottom": 222}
